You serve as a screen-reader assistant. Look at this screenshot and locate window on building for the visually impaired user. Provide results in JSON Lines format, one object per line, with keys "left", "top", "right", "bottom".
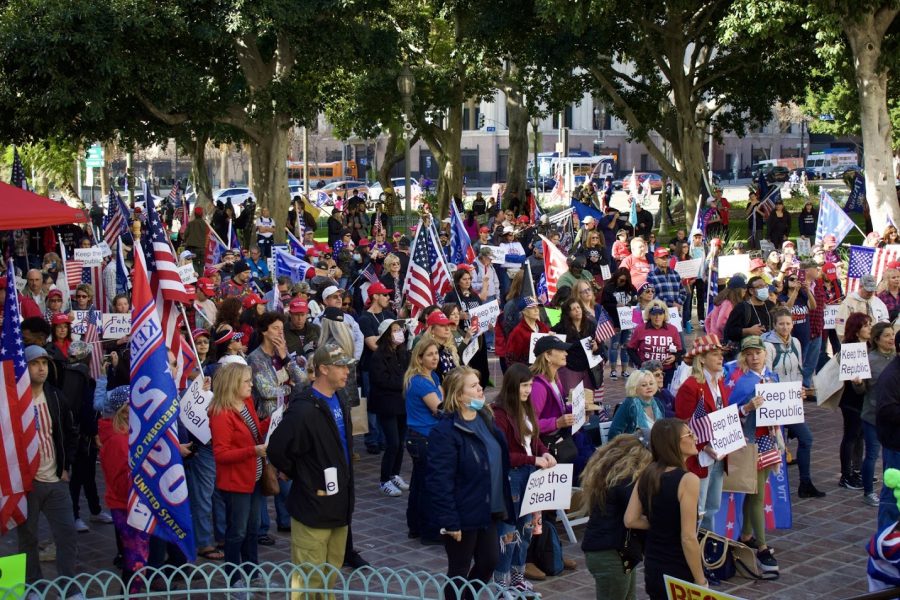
{"left": 551, "top": 106, "right": 574, "bottom": 129}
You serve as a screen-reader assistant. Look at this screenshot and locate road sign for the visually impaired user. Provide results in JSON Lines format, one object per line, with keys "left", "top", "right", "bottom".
{"left": 359, "top": 158, "right": 368, "bottom": 166}
{"left": 85, "top": 143, "right": 104, "bottom": 168}
{"left": 486, "top": 126, "right": 496, "bottom": 132}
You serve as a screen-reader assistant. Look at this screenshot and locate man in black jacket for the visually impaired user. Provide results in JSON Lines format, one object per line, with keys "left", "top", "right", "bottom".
{"left": 876, "top": 330, "right": 900, "bottom": 529}
{"left": 268, "top": 343, "right": 357, "bottom": 586}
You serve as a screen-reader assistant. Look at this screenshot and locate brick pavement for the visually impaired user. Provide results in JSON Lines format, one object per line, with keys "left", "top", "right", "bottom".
{"left": 0, "top": 358, "right": 878, "bottom": 600}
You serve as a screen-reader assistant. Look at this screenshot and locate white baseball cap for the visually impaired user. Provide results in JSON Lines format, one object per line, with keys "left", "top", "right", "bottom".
{"left": 322, "top": 285, "right": 342, "bottom": 300}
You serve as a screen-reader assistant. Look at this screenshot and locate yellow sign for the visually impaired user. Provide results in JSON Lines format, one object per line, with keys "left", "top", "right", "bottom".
{"left": 664, "top": 575, "right": 746, "bottom": 600}
{"left": 0, "top": 553, "right": 27, "bottom": 597}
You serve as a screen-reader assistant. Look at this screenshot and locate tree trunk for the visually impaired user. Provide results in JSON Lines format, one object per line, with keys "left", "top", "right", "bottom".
{"left": 504, "top": 87, "right": 529, "bottom": 205}
{"left": 190, "top": 135, "right": 213, "bottom": 210}
{"left": 219, "top": 143, "right": 229, "bottom": 189}
{"left": 425, "top": 105, "right": 464, "bottom": 218}
{"left": 248, "top": 122, "right": 290, "bottom": 243}
{"left": 100, "top": 141, "right": 113, "bottom": 197}
{"left": 845, "top": 9, "right": 899, "bottom": 231}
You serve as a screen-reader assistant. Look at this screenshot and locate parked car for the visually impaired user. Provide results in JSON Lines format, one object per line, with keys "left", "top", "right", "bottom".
{"left": 765, "top": 166, "right": 790, "bottom": 183}
{"left": 621, "top": 172, "right": 663, "bottom": 194}
{"left": 831, "top": 164, "right": 862, "bottom": 180}
{"left": 319, "top": 180, "right": 369, "bottom": 200}
{"left": 367, "top": 178, "right": 423, "bottom": 206}
{"left": 213, "top": 187, "right": 255, "bottom": 205}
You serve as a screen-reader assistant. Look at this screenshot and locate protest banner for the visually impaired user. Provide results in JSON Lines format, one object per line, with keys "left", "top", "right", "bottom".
{"left": 668, "top": 307, "right": 683, "bottom": 332}
{"left": 570, "top": 383, "right": 586, "bottom": 434}
{"left": 265, "top": 404, "right": 285, "bottom": 446}
{"left": 708, "top": 405, "right": 746, "bottom": 458}
{"left": 70, "top": 309, "right": 96, "bottom": 336}
{"left": 461, "top": 340, "right": 478, "bottom": 365}
{"left": 101, "top": 313, "right": 130, "bottom": 340}
{"left": 617, "top": 306, "right": 636, "bottom": 330}
{"left": 519, "top": 464, "right": 574, "bottom": 517}
{"left": 716, "top": 254, "right": 750, "bottom": 279}
{"left": 755, "top": 381, "right": 805, "bottom": 426}
{"left": 600, "top": 265, "right": 611, "bottom": 280}
{"left": 664, "top": 575, "right": 746, "bottom": 600}
{"left": 528, "top": 332, "right": 566, "bottom": 362}
{"left": 179, "top": 376, "right": 213, "bottom": 444}
{"left": 74, "top": 247, "right": 103, "bottom": 267}
{"left": 480, "top": 245, "right": 506, "bottom": 265}
{"left": 823, "top": 305, "right": 838, "bottom": 330}
{"left": 177, "top": 263, "right": 197, "bottom": 285}
{"left": 840, "top": 343, "right": 871, "bottom": 380}
{"left": 468, "top": 300, "right": 500, "bottom": 337}
{"left": 580, "top": 337, "right": 603, "bottom": 369}
{"left": 674, "top": 258, "right": 702, "bottom": 280}
{"left": 797, "top": 237, "right": 811, "bottom": 256}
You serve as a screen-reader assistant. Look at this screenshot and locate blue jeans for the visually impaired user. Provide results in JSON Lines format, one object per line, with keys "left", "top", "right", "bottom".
{"left": 802, "top": 337, "right": 822, "bottom": 389}
{"left": 213, "top": 490, "right": 226, "bottom": 544}
{"left": 495, "top": 466, "right": 536, "bottom": 578}
{"left": 406, "top": 429, "right": 439, "bottom": 540}
{"left": 698, "top": 459, "right": 725, "bottom": 530}
{"left": 863, "top": 422, "right": 882, "bottom": 496}
{"left": 185, "top": 443, "right": 216, "bottom": 549}
{"left": 786, "top": 422, "right": 813, "bottom": 483}
{"left": 879, "top": 447, "right": 900, "bottom": 530}
{"left": 221, "top": 487, "right": 260, "bottom": 585}
{"left": 259, "top": 480, "right": 292, "bottom": 532}
{"left": 361, "top": 371, "right": 384, "bottom": 450}
{"left": 607, "top": 329, "right": 632, "bottom": 368}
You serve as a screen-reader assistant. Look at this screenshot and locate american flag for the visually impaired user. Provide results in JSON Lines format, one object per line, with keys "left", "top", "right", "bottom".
{"left": 705, "top": 256, "right": 719, "bottom": 320}
{"left": 401, "top": 219, "right": 451, "bottom": 317}
{"left": 64, "top": 260, "right": 84, "bottom": 293}
{"left": 168, "top": 180, "right": 181, "bottom": 202}
{"left": 103, "top": 189, "right": 129, "bottom": 247}
{"left": 0, "top": 263, "right": 38, "bottom": 532}
{"left": 359, "top": 263, "right": 378, "bottom": 284}
{"left": 594, "top": 307, "right": 616, "bottom": 343}
{"left": 82, "top": 309, "right": 103, "bottom": 379}
{"left": 536, "top": 273, "right": 548, "bottom": 304}
{"left": 285, "top": 228, "right": 307, "bottom": 260}
{"left": 757, "top": 433, "right": 782, "bottom": 470}
{"left": 549, "top": 166, "right": 565, "bottom": 203}
{"left": 846, "top": 244, "right": 900, "bottom": 294}
{"left": 688, "top": 396, "right": 713, "bottom": 444}
{"left": 177, "top": 332, "right": 196, "bottom": 390}
{"left": 10, "top": 147, "right": 28, "bottom": 190}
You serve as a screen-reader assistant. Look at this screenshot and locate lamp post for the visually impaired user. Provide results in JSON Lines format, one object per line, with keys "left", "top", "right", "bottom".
{"left": 397, "top": 64, "right": 416, "bottom": 218}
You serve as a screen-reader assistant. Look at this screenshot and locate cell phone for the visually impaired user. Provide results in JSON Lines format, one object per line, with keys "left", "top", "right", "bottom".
{"left": 797, "top": 269, "right": 807, "bottom": 284}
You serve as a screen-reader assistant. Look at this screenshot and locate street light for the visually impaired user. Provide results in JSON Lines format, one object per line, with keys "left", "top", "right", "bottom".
{"left": 397, "top": 64, "right": 416, "bottom": 218}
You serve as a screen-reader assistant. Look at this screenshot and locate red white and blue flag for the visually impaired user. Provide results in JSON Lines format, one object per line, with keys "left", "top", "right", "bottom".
{"left": 103, "top": 189, "right": 130, "bottom": 248}
{"left": 756, "top": 433, "right": 782, "bottom": 470}
{"left": 10, "top": 147, "right": 28, "bottom": 191}
{"left": 593, "top": 308, "right": 616, "bottom": 344}
{"left": 449, "top": 201, "right": 476, "bottom": 265}
{"left": 285, "top": 228, "right": 307, "bottom": 260}
{"left": 846, "top": 245, "right": 900, "bottom": 295}
{"left": 82, "top": 309, "right": 103, "bottom": 380}
{"left": 205, "top": 225, "right": 228, "bottom": 269}
{"left": 540, "top": 234, "right": 569, "bottom": 301}
{"left": 402, "top": 219, "right": 452, "bottom": 318}
{"left": 712, "top": 470, "right": 792, "bottom": 540}
{"left": 815, "top": 189, "right": 855, "bottom": 245}
{"left": 688, "top": 397, "right": 713, "bottom": 445}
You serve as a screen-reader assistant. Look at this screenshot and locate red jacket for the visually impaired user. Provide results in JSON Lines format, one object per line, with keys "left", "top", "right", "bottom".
{"left": 98, "top": 418, "right": 130, "bottom": 510}
{"left": 492, "top": 405, "right": 549, "bottom": 468}
{"left": 505, "top": 319, "right": 550, "bottom": 365}
{"left": 210, "top": 397, "right": 270, "bottom": 494}
{"left": 674, "top": 375, "right": 730, "bottom": 478}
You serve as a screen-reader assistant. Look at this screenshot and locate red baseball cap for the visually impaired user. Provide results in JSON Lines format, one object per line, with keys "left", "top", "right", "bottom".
{"left": 367, "top": 281, "right": 392, "bottom": 295}
{"left": 203, "top": 266, "right": 219, "bottom": 277}
{"left": 191, "top": 328, "right": 210, "bottom": 339}
{"left": 358, "top": 238, "right": 370, "bottom": 247}
{"left": 288, "top": 299, "right": 309, "bottom": 314}
{"left": 479, "top": 226, "right": 490, "bottom": 233}
{"left": 242, "top": 293, "right": 268, "bottom": 310}
{"left": 47, "top": 289, "right": 63, "bottom": 300}
{"left": 426, "top": 311, "right": 452, "bottom": 327}
{"left": 196, "top": 278, "right": 216, "bottom": 296}
{"left": 51, "top": 313, "right": 72, "bottom": 326}
{"left": 823, "top": 262, "right": 838, "bottom": 281}
{"left": 306, "top": 248, "right": 320, "bottom": 259}
{"left": 653, "top": 247, "right": 670, "bottom": 258}
{"left": 749, "top": 258, "right": 766, "bottom": 271}
{"left": 517, "top": 215, "right": 530, "bottom": 224}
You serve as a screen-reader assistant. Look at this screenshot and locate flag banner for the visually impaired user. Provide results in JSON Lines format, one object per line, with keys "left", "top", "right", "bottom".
{"left": 275, "top": 248, "right": 314, "bottom": 283}
{"left": 401, "top": 219, "right": 451, "bottom": 317}
{"left": 688, "top": 398, "right": 712, "bottom": 445}
{"left": 711, "top": 467, "right": 792, "bottom": 540}
{"left": 705, "top": 256, "right": 719, "bottom": 319}
{"left": 285, "top": 228, "right": 307, "bottom": 260}
{"left": 82, "top": 309, "right": 103, "bottom": 380}
{"left": 845, "top": 172, "right": 865, "bottom": 213}
{"left": 548, "top": 207, "right": 574, "bottom": 227}
{"left": 846, "top": 244, "right": 900, "bottom": 295}
{"left": 540, "top": 234, "right": 569, "bottom": 301}
{"left": 816, "top": 189, "right": 855, "bottom": 245}
{"left": 549, "top": 165, "right": 565, "bottom": 203}
{"left": 103, "top": 190, "right": 130, "bottom": 248}
{"left": 593, "top": 308, "right": 616, "bottom": 343}
{"left": 128, "top": 248, "right": 195, "bottom": 559}
{"left": 10, "top": 148, "right": 27, "bottom": 191}
{"left": 449, "top": 201, "right": 476, "bottom": 265}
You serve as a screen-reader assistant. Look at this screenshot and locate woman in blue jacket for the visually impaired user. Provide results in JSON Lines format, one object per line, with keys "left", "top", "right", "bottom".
{"left": 608, "top": 370, "right": 664, "bottom": 442}
{"left": 427, "top": 366, "right": 515, "bottom": 600}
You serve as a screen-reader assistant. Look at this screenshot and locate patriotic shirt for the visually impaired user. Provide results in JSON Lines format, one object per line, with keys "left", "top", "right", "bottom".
{"left": 627, "top": 323, "right": 682, "bottom": 369}
{"left": 33, "top": 391, "right": 59, "bottom": 483}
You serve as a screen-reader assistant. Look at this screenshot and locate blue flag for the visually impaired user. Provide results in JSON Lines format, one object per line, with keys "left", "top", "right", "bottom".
{"left": 845, "top": 172, "right": 866, "bottom": 213}
{"left": 816, "top": 189, "right": 855, "bottom": 245}
{"left": 711, "top": 465, "right": 792, "bottom": 539}
{"left": 449, "top": 201, "right": 475, "bottom": 265}
{"left": 275, "top": 248, "right": 314, "bottom": 283}
{"left": 115, "top": 239, "right": 130, "bottom": 294}
{"left": 285, "top": 229, "right": 307, "bottom": 260}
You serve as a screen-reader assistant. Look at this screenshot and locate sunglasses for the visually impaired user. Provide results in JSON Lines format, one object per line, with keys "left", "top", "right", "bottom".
{"left": 75, "top": 294, "right": 88, "bottom": 298}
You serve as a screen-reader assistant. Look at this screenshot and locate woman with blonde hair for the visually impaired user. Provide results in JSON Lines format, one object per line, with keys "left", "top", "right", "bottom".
{"left": 427, "top": 366, "right": 515, "bottom": 600}
{"left": 209, "top": 362, "right": 270, "bottom": 588}
{"left": 608, "top": 370, "right": 664, "bottom": 440}
{"left": 580, "top": 435, "right": 652, "bottom": 600}
{"left": 878, "top": 267, "right": 900, "bottom": 320}
{"left": 627, "top": 298, "right": 683, "bottom": 386}
{"left": 379, "top": 253, "right": 404, "bottom": 315}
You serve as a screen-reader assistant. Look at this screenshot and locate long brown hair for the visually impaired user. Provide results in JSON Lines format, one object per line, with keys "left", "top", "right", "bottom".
{"left": 493, "top": 363, "right": 537, "bottom": 449}
{"left": 637, "top": 418, "right": 689, "bottom": 515}
{"left": 580, "top": 435, "right": 651, "bottom": 514}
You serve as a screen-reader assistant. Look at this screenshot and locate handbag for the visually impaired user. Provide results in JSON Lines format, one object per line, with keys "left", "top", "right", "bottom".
{"left": 540, "top": 430, "right": 578, "bottom": 464}
{"left": 722, "top": 444, "right": 759, "bottom": 494}
{"left": 260, "top": 461, "right": 280, "bottom": 496}
{"left": 617, "top": 528, "right": 645, "bottom": 574}
{"left": 698, "top": 529, "right": 763, "bottom": 581}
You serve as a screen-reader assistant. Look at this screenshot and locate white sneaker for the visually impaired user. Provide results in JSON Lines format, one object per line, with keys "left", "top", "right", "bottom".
{"left": 90, "top": 511, "right": 113, "bottom": 524}
{"left": 390, "top": 475, "right": 410, "bottom": 492}
{"left": 38, "top": 542, "right": 56, "bottom": 562}
{"left": 74, "top": 518, "right": 89, "bottom": 533}
{"left": 380, "top": 481, "right": 402, "bottom": 497}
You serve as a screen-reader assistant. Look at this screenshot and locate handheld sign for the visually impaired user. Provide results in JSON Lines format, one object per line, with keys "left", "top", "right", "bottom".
{"left": 265, "top": 404, "right": 285, "bottom": 446}
{"left": 461, "top": 339, "right": 478, "bottom": 365}
{"left": 617, "top": 306, "right": 636, "bottom": 330}
{"left": 519, "top": 464, "right": 574, "bottom": 517}
{"left": 580, "top": 337, "right": 602, "bottom": 369}
{"left": 668, "top": 307, "right": 682, "bottom": 332}
{"left": 98, "top": 241, "right": 112, "bottom": 257}
{"left": 797, "top": 237, "right": 811, "bottom": 256}
{"left": 0, "top": 553, "right": 26, "bottom": 598}
{"left": 177, "top": 263, "right": 197, "bottom": 285}
{"left": 716, "top": 254, "right": 750, "bottom": 279}
{"left": 664, "top": 575, "right": 746, "bottom": 600}
{"left": 528, "top": 332, "right": 566, "bottom": 363}
{"left": 673, "top": 258, "right": 702, "bottom": 280}
{"left": 755, "top": 381, "right": 804, "bottom": 426}
{"left": 481, "top": 245, "right": 506, "bottom": 265}
{"left": 74, "top": 247, "right": 103, "bottom": 267}
{"left": 101, "top": 313, "right": 131, "bottom": 340}
{"left": 708, "top": 405, "right": 746, "bottom": 458}
{"left": 570, "top": 383, "right": 586, "bottom": 434}
{"left": 179, "top": 376, "right": 213, "bottom": 444}
{"left": 600, "top": 265, "right": 611, "bottom": 280}
{"left": 840, "top": 343, "right": 871, "bottom": 380}
{"left": 70, "top": 309, "right": 97, "bottom": 336}
{"left": 468, "top": 300, "right": 500, "bottom": 337}
{"left": 823, "top": 305, "right": 838, "bottom": 330}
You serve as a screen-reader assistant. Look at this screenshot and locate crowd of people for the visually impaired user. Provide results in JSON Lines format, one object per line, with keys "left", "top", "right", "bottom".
{"left": 7, "top": 186, "right": 900, "bottom": 600}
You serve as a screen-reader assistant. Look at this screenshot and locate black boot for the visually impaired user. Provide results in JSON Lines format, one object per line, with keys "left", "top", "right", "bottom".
{"left": 798, "top": 479, "right": 826, "bottom": 498}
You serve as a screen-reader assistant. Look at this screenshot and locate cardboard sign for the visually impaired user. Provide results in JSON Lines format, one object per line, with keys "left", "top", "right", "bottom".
{"left": 708, "top": 405, "right": 746, "bottom": 458}
{"left": 265, "top": 404, "right": 285, "bottom": 446}
{"left": 674, "top": 258, "right": 702, "bottom": 280}
{"left": 74, "top": 247, "right": 103, "bottom": 267}
{"left": 600, "top": 264, "right": 611, "bottom": 280}
{"left": 101, "top": 313, "right": 130, "bottom": 339}
{"left": 668, "top": 307, "right": 683, "bottom": 332}
{"left": 461, "top": 339, "right": 478, "bottom": 365}
{"left": 580, "top": 337, "right": 602, "bottom": 369}
{"left": 528, "top": 332, "right": 566, "bottom": 363}
{"left": 468, "top": 300, "right": 501, "bottom": 337}
{"left": 716, "top": 254, "right": 750, "bottom": 279}
{"left": 617, "top": 306, "right": 636, "bottom": 330}
{"left": 664, "top": 575, "right": 746, "bottom": 600}
{"left": 570, "top": 383, "right": 586, "bottom": 434}
{"left": 179, "top": 376, "right": 213, "bottom": 444}
{"left": 797, "top": 237, "right": 811, "bottom": 257}
{"left": 70, "top": 309, "right": 97, "bottom": 336}
{"left": 519, "top": 463, "right": 574, "bottom": 517}
{"left": 177, "top": 263, "right": 197, "bottom": 285}
{"left": 755, "top": 381, "right": 805, "bottom": 426}
{"left": 481, "top": 245, "right": 506, "bottom": 265}
{"left": 823, "top": 305, "right": 838, "bottom": 329}
{"left": 840, "top": 342, "right": 871, "bottom": 380}
{"left": 0, "top": 553, "right": 26, "bottom": 598}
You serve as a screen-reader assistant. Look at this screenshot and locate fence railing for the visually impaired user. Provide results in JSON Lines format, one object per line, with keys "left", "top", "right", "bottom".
{"left": 1, "top": 562, "right": 526, "bottom": 599}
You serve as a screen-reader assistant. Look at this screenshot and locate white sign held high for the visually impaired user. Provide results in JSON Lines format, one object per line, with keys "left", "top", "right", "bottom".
{"left": 101, "top": 313, "right": 130, "bottom": 340}
{"left": 178, "top": 264, "right": 197, "bottom": 285}
{"left": 468, "top": 300, "right": 501, "bottom": 337}
{"left": 461, "top": 340, "right": 478, "bottom": 365}
{"left": 755, "top": 381, "right": 805, "bottom": 426}
{"left": 179, "top": 376, "right": 213, "bottom": 444}
{"left": 580, "top": 337, "right": 602, "bottom": 369}
{"left": 74, "top": 247, "right": 103, "bottom": 267}
{"left": 717, "top": 254, "right": 750, "bottom": 279}
{"left": 519, "top": 464, "right": 574, "bottom": 517}
{"left": 668, "top": 307, "right": 682, "bottom": 332}
{"left": 570, "top": 383, "right": 586, "bottom": 434}
{"left": 708, "top": 405, "right": 746, "bottom": 458}
{"left": 840, "top": 343, "right": 871, "bottom": 380}
{"left": 674, "top": 259, "right": 702, "bottom": 280}
{"left": 617, "top": 306, "right": 636, "bottom": 330}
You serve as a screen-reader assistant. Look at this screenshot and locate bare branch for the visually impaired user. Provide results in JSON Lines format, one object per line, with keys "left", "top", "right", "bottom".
{"left": 232, "top": 33, "right": 276, "bottom": 89}
{"left": 135, "top": 93, "right": 189, "bottom": 126}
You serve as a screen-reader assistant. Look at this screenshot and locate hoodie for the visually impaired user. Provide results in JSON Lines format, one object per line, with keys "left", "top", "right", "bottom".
{"left": 98, "top": 418, "right": 130, "bottom": 510}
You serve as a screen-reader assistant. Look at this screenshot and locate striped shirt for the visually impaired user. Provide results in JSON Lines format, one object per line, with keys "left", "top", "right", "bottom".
{"left": 239, "top": 405, "right": 263, "bottom": 481}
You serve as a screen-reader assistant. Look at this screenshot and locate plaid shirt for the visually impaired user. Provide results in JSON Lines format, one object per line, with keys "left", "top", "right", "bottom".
{"left": 879, "top": 290, "right": 900, "bottom": 320}
{"left": 647, "top": 266, "right": 686, "bottom": 307}
{"left": 809, "top": 280, "right": 827, "bottom": 339}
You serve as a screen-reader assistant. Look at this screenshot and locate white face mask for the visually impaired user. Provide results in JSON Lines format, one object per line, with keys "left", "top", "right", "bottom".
{"left": 755, "top": 288, "right": 769, "bottom": 301}
{"left": 391, "top": 330, "right": 405, "bottom": 345}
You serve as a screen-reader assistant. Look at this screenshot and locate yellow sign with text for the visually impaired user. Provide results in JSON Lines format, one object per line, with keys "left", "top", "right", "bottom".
{"left": 664, "top": 575, "right": 747, "bottom": 600}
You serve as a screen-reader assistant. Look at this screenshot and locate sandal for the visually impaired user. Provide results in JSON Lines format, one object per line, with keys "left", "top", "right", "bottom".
{"left": 198, "top": 547, "right": 225, "bottom": 560}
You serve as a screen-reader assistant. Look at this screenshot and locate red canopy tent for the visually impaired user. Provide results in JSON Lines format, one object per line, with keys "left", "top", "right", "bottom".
{"left": 0, "top": 181, "right": 89, "bottom": 230}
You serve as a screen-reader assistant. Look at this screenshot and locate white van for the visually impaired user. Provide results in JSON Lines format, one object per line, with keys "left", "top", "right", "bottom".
{"left": 805, "top": 152, "right": 858, "bottom": 179}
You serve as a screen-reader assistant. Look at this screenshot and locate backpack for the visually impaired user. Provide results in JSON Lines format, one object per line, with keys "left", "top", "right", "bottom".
{"left": 527, "top": 521, "right": 564, "bottom": 576}
{"left": 769, "top": 337, "right": 800, "bottom": 373}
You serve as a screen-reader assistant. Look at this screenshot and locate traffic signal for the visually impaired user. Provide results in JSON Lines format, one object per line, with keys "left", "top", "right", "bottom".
{"left": 477, "top": 113, "right": 485, "bottom": 129}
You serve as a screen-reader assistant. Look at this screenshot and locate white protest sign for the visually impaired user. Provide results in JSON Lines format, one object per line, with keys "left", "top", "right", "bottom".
{"left": 481, "top": 245, "right": 506, "bottom": 265}
{"left": 101, "top": 313, "right": 130, "bottom": 339}
{"left": 461, "top": 340, "right": 478, "bottom": 365}
{"left": 528, "top": 332, "right": 566, "bottom": 363}
{"left": 98, "top": 241, "right": 112, "bottom": 257}
{"left": 716, "top": 254, "right": 750, "bottom": 279}
{"left": 755, "top": 381, "right": 805, "bottom": 426}
{"left": 570, "top": 383, "right": 586, "bottom": 434}
{"left": 760, "top": 240, "right": 776, "bottom": 256}
{"left": 600, "top": 264, "right": 611, "bottom": 280}
{"left": 823, "top": 305, "right": 838, "bottom": 330}
{"left": 674, "top": 258, "right": 702, "bottom": 280}
{"left": 668, "top": 307, "right": 683, "bottom": 332}
{"left": 468, "top": 300, "right": 500, "bottom": 337}
{"left": 617, "top": 306, "right": 636, "bottom": 330}
{"left": 179, "top": 376, "right": 212, "bottom": 444}
{"left": 708, "top": 405, "right": 746, "bottom": 458}
{"left": 74, "top": 247, "right": 103, "bottom": 267}
{"left": 70, "top": 309, "right": 94, "bottom": 336}
{"left": 840, "top": 343, "right": 871, "bottom": 380}
{"left": 797, "top": 237, "right": 811, "bottom": 257}
{"left": 580, "top": 337, "right": 602, "bottom": 369}
{"left": 265, "top": 404, "right": 285, "bottom": 446}
{"left": 519, "top": 463, "right": 574, "bottom": 517}
{"left": 178, "top": 263, "right": 197, "bottom": 285}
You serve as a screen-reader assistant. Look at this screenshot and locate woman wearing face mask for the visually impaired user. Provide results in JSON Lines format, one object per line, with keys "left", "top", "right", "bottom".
{"left": 723, "top": 275, "right": 774, "bottom": 352}
{"left": 369, "top": 320, "right": 412, "bottom": 498}
{"left": 608, "top": 370, "right": 664, "bottom": 440}
{"left": 427, "top": 366, "right": 515, "bottom": 600}
{"left": 601, "top": 268, "right": 637, "bottom": 381}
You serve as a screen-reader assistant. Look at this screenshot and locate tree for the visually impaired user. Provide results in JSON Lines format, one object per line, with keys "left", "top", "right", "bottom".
{"left": 536, "top": 0, "right": 817, "bottom": 221}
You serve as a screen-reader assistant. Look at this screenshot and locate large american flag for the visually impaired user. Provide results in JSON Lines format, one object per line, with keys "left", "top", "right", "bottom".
{"left": 402, "top": 219, "right": 451, "bottom": 317}
{"left": 10, "top": 148, "right": 28, "bottom": 190}
{"left": 64, "top": 260, "right": 84, "bottom": 293}
{"left": 846, "top": 245, "right": 900, "bottom": 294}
{"left": 594, "top": 307, "right": 616, "bottom": 343}
{"left": 705, "top": 256, "right": 719, "bottom": 320}
{"left": 82, "top": 309, "right": 103, "bottom": 380}
{"left": 0, "top": 264, "right": 38, "bottom": 532}
{"left": 103, "top": 189, "right": 129, "bottom": 247}
{"left": 688, "top": 397, "right": 713, "bottom": 445}
{"left": 757, "top": 433, "right": 782, "bottom": 470}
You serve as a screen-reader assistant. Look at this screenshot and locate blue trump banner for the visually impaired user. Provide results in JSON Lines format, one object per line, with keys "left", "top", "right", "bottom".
{"left": 127, "top": 248, "right": 195, "bottom": 560}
